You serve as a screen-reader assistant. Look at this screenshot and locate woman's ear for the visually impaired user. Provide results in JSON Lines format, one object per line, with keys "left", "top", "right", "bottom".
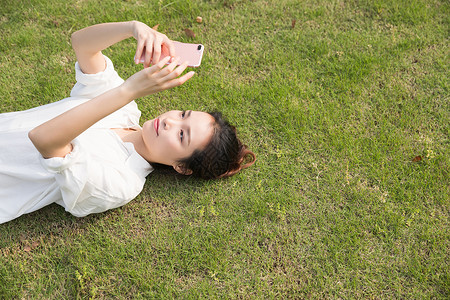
{"left": 173, "top": 164, "right": 193, "bottom": 175}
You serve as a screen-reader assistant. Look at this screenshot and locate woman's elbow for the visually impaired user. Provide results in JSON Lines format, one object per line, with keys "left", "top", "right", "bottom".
{"left": 28, "top": 128, "right": 43, "bottom": 151}
{"left": 28, "top": 128, "right": 50, "bottom": 157}
{"left": 28, "top": 129, "right": 72, "bottom": 158}
{"left": 71, "top": 31, "right": 81, "bottom": 51}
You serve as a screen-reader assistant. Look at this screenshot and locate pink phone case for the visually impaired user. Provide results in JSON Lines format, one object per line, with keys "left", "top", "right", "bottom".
{"left": 136, "top": 41, "right": 204, "bottom": 67}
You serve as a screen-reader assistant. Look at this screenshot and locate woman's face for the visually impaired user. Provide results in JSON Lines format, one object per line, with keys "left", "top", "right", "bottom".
{"left": 142, "top": 110, "right": 215, "bottom": 171}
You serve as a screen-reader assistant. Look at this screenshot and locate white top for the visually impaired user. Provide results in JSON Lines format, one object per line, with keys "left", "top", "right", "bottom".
{"left": 0, "top": 56, "right": 153, "bottom": 224}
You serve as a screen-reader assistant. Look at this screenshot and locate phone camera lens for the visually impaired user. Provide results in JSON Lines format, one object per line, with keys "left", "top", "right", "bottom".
{"left": 197, "top": 45, "right": 202, "bottom": 51}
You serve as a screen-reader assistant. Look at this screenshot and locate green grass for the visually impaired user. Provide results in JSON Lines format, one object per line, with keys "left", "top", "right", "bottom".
{"left": 0, "top": 0, "right": 448, "bottom": 298}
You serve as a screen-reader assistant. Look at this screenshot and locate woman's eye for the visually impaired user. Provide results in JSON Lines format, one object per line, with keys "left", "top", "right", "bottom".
{"left": 181, "top": 111, "right": 186, "bottom": 118}
{"left": 180, "top": 130, "right": 184, "bottom": 142}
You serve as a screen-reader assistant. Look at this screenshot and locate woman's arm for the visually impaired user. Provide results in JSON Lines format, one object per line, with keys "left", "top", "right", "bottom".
{"left": 29, "top": 57, "right": 194, "bottom": 158}
{"left": 29, "top": 21, "right": 185, "bottom": 158}
{"left": 71, "top": 21, "right": 176, "bottom": 73}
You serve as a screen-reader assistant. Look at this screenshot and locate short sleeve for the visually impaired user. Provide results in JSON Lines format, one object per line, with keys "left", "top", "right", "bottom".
{"left": 70, "top": 55, "right": 125, "bottom": 99}
{"left": 69, "top": 55, "right": 141, "bottom": 129}
{"left": 39, "top": 138, "right": 147, "bottom": 217}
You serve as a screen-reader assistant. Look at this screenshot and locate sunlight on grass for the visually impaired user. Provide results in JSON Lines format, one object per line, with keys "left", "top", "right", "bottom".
{"left": 1, "top": 0, "right": 448, "bottom": 298}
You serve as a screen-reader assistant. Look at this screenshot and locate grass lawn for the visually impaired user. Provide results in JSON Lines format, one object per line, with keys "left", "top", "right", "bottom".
{"left": 0, "top": 0, "right": 448, "bottom": 298}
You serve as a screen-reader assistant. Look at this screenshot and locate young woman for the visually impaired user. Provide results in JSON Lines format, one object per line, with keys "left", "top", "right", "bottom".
{"left": 0, "top": 21, "right": 255, "bottom": 224}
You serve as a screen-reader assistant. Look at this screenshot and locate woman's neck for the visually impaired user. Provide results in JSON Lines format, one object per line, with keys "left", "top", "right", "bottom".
{"left": 114, "top": 128, "right": 152, "bottom": 163}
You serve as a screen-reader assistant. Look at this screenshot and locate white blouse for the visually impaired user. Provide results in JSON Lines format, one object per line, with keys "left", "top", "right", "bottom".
{"left": 0, "top": 56, "right": 153, "bottom": 224}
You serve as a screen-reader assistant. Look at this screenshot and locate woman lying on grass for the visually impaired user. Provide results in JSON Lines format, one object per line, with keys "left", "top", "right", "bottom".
{"left": 0, "top": 21, "right": 255, "bottom": 224}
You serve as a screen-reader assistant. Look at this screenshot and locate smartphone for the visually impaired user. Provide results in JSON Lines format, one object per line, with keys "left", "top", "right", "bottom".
{"left": 136, "top": 41, "right": 204, "bottom": 67}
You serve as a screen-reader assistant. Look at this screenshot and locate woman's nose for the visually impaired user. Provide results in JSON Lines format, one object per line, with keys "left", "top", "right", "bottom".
{"left": 163, "top": 117, "right": 177, "bottom": 129}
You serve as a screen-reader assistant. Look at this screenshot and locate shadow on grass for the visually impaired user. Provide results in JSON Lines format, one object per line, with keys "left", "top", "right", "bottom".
{"left": 0, "top": 170, "right": 206, "bottom": 249}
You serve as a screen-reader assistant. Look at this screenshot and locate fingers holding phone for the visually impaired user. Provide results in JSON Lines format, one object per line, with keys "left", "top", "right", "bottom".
{"left": 136, "top": 42, "right": 204, "bottom": 68}
{"left": 132, "top": 21, "right": 176, "bottom": 68}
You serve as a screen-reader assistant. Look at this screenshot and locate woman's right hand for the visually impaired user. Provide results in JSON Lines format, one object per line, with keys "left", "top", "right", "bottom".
{"left": 132, "top": 21, "right": 176, "bottom": 68}
{"left": 122, "top": 56, "right": 195, "bottom": 100}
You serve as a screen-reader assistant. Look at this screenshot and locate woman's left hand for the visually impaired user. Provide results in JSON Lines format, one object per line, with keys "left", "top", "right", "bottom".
{"left": 132, "top": 21, "right": 176, "bottom": 68}
{"left": 122, "top": 56, "right": 195, "bottom": 99}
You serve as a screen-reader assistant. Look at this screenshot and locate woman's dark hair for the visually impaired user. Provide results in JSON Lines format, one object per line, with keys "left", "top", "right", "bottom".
{"left": 177, "top": 112, "right": 255, "bottom": 180}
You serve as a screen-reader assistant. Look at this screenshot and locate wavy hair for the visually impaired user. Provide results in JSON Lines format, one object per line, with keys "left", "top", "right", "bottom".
{"left": 177, "top": 112, "right": 255, "bottom": 180}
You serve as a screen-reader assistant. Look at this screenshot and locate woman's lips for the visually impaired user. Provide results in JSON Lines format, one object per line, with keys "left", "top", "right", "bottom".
{"left": 154, "top": 118, "right": 159, "bottom": 136}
